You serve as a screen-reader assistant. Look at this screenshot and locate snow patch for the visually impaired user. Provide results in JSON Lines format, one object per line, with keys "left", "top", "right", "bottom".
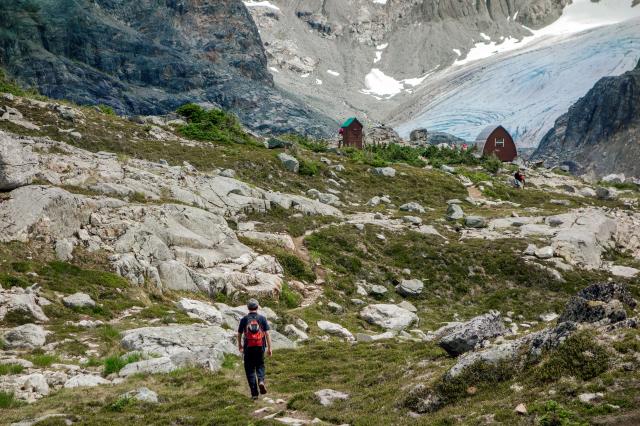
{"left": 371, "top": 0, "right": 388, "bottom": 4}
{"left": 376, "top": 43, "right": 389, "bottom": 50}
{"left": 327, "top": 70, "right": 340, "bottom": 76}
{"left": 480, "top": 32, "right": 491, "bottom": 41}
{"left": 362, "top": 69, "right": 404, "bottom": 97}
{"left": 300, "top": 73, "right": 310, "bottom": 78}
{"left": 374, "top": 51, "right": 383, "bottom": 63}
{"left": 269, "top": 67, "right": 279, "bottom": 73}
{"left": 243, "top": 1, "right": 280, "bottom": 11}
{"left": 316, "top": 79, "right": 323, "bottom": 85}
{"left": 452, "top": 49, "right": 461, "bottom": 56}
{"left": 361, "top": 68, "right": 436, "bottom": 98}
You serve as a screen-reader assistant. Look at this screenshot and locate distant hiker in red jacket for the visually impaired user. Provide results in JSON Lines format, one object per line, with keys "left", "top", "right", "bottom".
{"left": 237, "top": 298, "right": 272, "bottom": 400}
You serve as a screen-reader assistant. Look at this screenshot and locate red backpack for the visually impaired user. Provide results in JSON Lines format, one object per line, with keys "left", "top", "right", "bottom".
{"left": 245, "top": 315, "right": 264, "bottom": 348}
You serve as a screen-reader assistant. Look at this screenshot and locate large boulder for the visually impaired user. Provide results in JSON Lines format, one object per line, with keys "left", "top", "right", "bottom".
{"left": 550, "top": 210, "right": 617, "bottom": 269}
{"left": 278, "top": 153, "right": 299, "bottom": 173}
{"left": 446, "top": 204, "right": 464, "bottom": 221}
{"left": 366, "top": 125, "right": 403, "bottom": 146}
{"left": 409, "top": 128, "right": 429, "bottom": 144}
{"left": 446, "top": 321, "right": 576, "bottom": 378}
{"left": 601, "top": 173, "right": 625, "bottom": 184}
{"left": 559, "top": 282, "right": 637, "bottom": 324}
{"left": 595, "top": 187, "right": 618, "bottom": 200}
{"left": 64, "top": 374, "right": 110, "bottom": 388}
{"left": 395, "top": 279, "right": 424, "bottom": 297}
{"left": 464, "top": 216, "right": 487, "bottom": 228}
{"left": 62, "top": 292, "right": 96, "bottom": 309}
{"left": 175, "top": 298, "right": 223, "bottom": 325}
{"left": 3, "top": 324, "right": 47, "bottom": 349}
{"left": 0, "top": 287, "right": 50, "bottom": 323}
{"left": 359, "top": 304, "right": 419, "bottom": 330}
{"left": 121, "top": 324, "right": 295, "bottom": 373}
{"left": 121, "top": 324, "right": 237, "bottom": 373}
{"left": 371, "top": 167, "right": 396, "bottom": 177}
{"left": 315, "top": 389, "right": 349, "bottom": 406}
{"left": 0, "top": 133, "right": 38, "bottom": 190}
{"left": 119, "top": 357, "right": 179, "bottom": 377}
{"left": 317, "top": 321, "right": 354, "bottom": 341}
{"left": 438, "top": 311, "right": 507, "bottom": 356}
{"left": 399, "top": 202, "right": 426, "bottom": 214}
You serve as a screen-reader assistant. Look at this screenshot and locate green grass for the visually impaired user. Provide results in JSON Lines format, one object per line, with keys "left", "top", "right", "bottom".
{"left": 26, "top": 352, "right": 60, "bottom": 367}
{"left": 97, "top": 325, "right": 122, "bottom": 348}
{"left": 0, "top": 391, "right": 20, "bottom": 409}
{"left": 2, "top": 368, "right": 256, "bottom": 425}
{"left": 0, "top": 363, "right": 24, "bottom": 375}
{"left": 104, "top": 353, "right": 142, "bottom": 376}
{"left": 0, "top": 69, "right": 27, "bottom": 96}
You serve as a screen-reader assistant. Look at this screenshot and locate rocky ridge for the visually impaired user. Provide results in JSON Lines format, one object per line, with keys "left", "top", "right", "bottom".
{"left": 533, "top": 59, "right": 640, "bottom": 178}
{"left": 0, "top": 0, "right": 335, "bottom": 137}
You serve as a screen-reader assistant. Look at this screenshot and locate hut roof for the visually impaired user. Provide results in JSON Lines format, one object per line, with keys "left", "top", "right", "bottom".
{"left": 341, "top": 117, "right": 360, "bottom": 128}
{"left": 473, "top": 124, "right": 505, "bottom": 157}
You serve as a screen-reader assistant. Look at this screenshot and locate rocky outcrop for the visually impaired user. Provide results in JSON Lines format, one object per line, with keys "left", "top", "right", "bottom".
{"left": 559, "top": 282, "right": 637, "bottom": 324}
{"left": 0, "top": 286, "right": 50, "bottom": 323}
{"left": 438, "top": 311, "right": 507, "bottom": 357}
{"left": 0, "top": 137, "right": 37, "bottom": 190}
{"left": 0, "top": 0, "right": 334, "bottom": 137}
{"left": 532, "top": 59, "right": 640, "bottom": 178}
{"left": 0, "top": 132, "right": 342, "bottom": 297}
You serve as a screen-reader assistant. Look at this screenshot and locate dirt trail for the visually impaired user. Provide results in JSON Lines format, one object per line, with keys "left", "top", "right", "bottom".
{"left": 467, "top": 186, "right": 483, "bottom": 199}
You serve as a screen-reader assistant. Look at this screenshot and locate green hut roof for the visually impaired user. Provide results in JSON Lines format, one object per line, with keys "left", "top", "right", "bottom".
{"left": 341, "top": 117, "right": 359, "bottom": 128}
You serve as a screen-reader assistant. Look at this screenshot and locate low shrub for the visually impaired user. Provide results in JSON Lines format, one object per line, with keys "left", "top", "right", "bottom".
{"left": 482, "top": 154, "right": 502, "bottom": 174}
{"left": 97, "top": 104, "right": 116, "bottom": 115}
{"left": 282, "top": 134, "right": 329, "bottom": 152}
{"left": 280, "top": 282, "right": 302, "bottom": 309}
{"left": 276, "top": 252, "right": 315, "bottom": 282}
{"left": 298, "top": 158, "right": 320, "bottom": 176}
{"left": 176, "top": 103, "right": 255, "bottom": 145}
{"left": 532, "top": 332, "right": 609, "bottom": 383}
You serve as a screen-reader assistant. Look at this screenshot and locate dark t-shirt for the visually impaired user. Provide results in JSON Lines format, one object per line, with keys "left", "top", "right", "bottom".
{"left": 238, "top": 312, "right": 270, "bottom": 349}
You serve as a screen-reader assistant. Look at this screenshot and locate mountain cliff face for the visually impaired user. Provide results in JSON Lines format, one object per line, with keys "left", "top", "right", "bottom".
{"left": 246, "top": 0, "right": 571, "bottom": 125}
{"left": 532, "top": 59, "right": 640, "bottom": 177}
{"left": 0, "top": 0, "right": 335, "bottom": 137}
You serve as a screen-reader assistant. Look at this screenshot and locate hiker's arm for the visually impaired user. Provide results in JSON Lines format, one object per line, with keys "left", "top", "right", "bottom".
{"left": 237, "top": 332, "right": 243, "bottom": 353}
{"left": 266, "top": 331, "right": 273, "bottom": 356}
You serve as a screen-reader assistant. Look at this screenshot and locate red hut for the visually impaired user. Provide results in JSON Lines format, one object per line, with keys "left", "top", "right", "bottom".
{"left": 473, "top": 125, "right": 517, "bottom": 162}
{"left": 340, "top": 117, "right": 363, "bottom": 149}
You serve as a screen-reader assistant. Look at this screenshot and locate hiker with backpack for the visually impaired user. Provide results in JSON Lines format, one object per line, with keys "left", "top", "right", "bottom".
{"left": 237, "top": 298, "right": 273, "bottom": 400}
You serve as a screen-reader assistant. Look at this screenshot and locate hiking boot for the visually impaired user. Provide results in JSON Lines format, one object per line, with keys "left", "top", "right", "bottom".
{"left": 252, "top": 395, "right": 259, "bottom": 401}
{"left": 259, "top": 382, "right": 267, "bottom": 395}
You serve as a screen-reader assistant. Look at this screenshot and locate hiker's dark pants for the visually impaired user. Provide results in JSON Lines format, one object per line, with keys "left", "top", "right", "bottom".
{"left": 243, "top": 347, "right": 265, "bottom": 397}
